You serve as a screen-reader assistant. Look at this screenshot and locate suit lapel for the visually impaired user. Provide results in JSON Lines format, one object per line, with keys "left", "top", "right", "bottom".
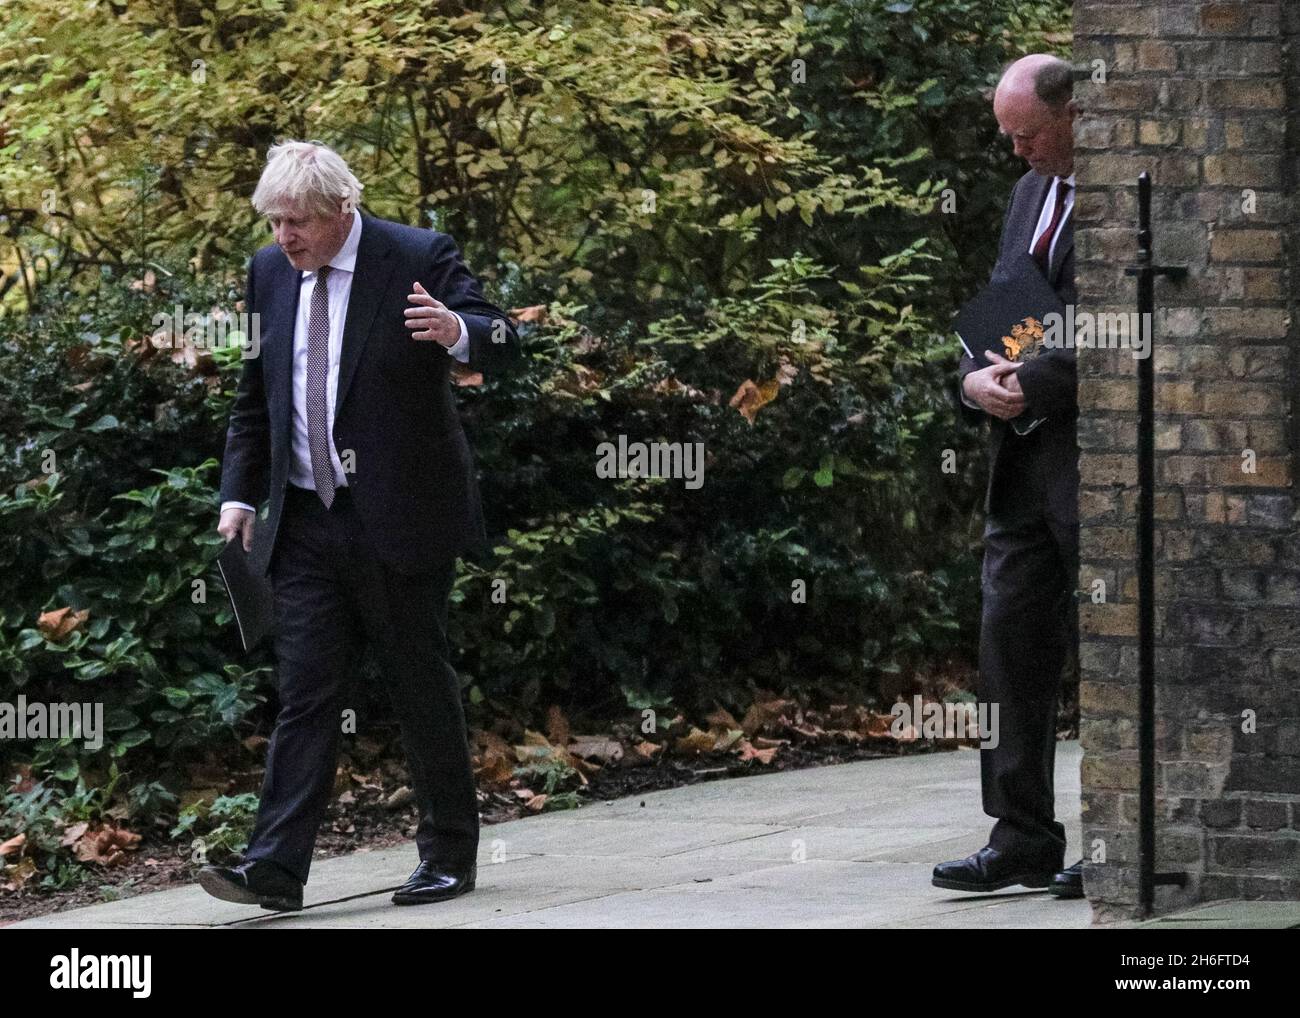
{"left": 336, "top": 215, "right": 396, "bottom": 413}
{"left": 265, "top": 254, "right": 301, "bottom": 419}
{"left": 1019, "top": 173, "right": 1053, "bottom": 252}
{"left": 1049, "top": 213, "right": 1074, "bottom": 287}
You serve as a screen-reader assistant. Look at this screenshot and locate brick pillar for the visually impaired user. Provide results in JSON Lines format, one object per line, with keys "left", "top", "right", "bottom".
{"left": 1073, "top": 0, "right": 1299, "bottom": 919}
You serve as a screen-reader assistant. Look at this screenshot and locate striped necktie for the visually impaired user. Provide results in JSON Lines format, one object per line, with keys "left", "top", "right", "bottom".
{"left": 305, "top": 264, "right": 335, "bottom": 508}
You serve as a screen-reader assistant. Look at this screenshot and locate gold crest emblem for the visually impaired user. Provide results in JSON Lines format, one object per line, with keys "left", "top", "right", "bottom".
{"left": 1001, "top": 316, "right": 1046, "bottom": 361}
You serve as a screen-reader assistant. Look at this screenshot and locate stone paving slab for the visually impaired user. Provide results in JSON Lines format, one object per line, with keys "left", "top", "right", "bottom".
{"left": 5, "top": 740, "right": 1103, "bottom": 929}
{"left": 1123, "top": 901, "right": 1300, "bottom": 930}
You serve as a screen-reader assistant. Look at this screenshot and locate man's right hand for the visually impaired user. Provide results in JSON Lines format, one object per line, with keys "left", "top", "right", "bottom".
{"left": 218, "top": 507, "right": 255, "bottom": 552}
{"left": 962, "top": 364, "right": 1027, "bottom": 421}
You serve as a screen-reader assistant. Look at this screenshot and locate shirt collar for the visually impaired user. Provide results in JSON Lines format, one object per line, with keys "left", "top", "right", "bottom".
{"left": 304, "top": 209, "right": 361, "bottom": 280}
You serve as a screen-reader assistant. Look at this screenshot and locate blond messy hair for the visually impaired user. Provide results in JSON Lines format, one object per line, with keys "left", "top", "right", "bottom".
{"left": 251, "top": 140, "right": 364, "bottom": 219}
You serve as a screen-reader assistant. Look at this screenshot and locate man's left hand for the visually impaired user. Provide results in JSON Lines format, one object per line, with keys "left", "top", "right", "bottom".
{"left": 405, "top": 281, "right": 459, "bottom": 347}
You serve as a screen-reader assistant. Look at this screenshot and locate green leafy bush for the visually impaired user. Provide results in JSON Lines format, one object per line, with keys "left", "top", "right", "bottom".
{"left": 171, "top": 793, "right": 260, "bottom": 865}
{"left": 0, "top": 0, "right": 1072, "bottom": 888}
{"left": 0, "top": 278, "right": 270, "bottom": 831}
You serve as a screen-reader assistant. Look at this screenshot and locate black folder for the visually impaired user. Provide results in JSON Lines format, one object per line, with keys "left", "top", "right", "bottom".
{"left": 216, "top": 536, "right": 274, "bottom": 653}
{"left": 954, "top": 255, "right": 1066, "bottom": 436}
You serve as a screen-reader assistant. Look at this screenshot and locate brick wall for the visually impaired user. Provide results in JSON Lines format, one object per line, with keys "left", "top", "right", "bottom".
{"left": 1073, "top": 0, "right": 1299, "bottom": 919}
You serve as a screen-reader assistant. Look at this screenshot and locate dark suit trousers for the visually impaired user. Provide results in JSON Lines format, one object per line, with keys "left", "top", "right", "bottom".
{"left": 243, "top": 483, "right": 479, "bottom": 883}
{"left": 978, "top": 429, "right": 1078, "bottom": 863}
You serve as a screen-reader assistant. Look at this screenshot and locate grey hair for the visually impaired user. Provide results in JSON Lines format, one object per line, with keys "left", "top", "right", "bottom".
{"left": 1032, "top": 57, "right": 1073, "bottom": 109}
{"left": 251, "top": 140, "right": 364, "bottom": 218}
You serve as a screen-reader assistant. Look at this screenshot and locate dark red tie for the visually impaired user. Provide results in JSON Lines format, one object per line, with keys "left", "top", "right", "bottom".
{"left": 1032, "top": 179, "right": 1071, "bottom": 274}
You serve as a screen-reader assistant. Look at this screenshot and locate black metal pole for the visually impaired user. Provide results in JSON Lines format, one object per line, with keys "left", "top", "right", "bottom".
{"left": 1135, "top": 174, "right": 1157, "bottom": 916}
{"left": 1126, "top": 172, "right": 1187, "bottom": 917}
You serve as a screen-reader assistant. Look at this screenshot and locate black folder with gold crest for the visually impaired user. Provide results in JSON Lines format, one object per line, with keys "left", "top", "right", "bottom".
{"left": 954, "top": 255, "right": 1066, "bottom": 436}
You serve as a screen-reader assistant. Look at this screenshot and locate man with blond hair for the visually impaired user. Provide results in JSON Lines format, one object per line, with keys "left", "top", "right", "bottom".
{"left": 200, "top": 140, "right": 518, "bottom": 910}
{"left": 933, "top": 54, "right": 1085, "bottom": 899}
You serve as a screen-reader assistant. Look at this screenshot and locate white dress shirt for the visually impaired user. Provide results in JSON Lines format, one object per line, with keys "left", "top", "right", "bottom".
{"left": 221, "top": 210, "right": 469, "bottom": 515}
{"left": 960, "top": 173, "right": 1074, "bottom": 411}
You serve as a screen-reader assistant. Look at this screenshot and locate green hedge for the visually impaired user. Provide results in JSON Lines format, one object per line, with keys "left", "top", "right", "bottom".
{"left": 0, "top": 0, "right": 1072, "bottom": 883}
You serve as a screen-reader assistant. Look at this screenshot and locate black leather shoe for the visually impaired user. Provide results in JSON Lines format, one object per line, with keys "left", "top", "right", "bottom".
{"left": 1048, "top": 858, "right": 1085, "bottom": 898}
{"left": 932, "top": 845, "right": 1062, "bottom": 893}
{"left": 197, "top": 858, "right": 303, "bottom": 912}
{"left": 391, "top": 860, "right": 476, "bottom": 905}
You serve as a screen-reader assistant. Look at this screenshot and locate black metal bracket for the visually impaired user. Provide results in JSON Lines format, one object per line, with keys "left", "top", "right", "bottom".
{"left": 1124, "top": 264, "right": 1189, "bottom": 282}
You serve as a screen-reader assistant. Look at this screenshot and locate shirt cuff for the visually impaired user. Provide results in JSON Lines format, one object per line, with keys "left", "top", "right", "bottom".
{"left": 221, "top": 501, "right": 256, "bottom": 514}
{"left": 958, "top": 377, "right": 982, "bottom": 412}
{"left": 446, "top": 312, "right": 470, "bottom": 363}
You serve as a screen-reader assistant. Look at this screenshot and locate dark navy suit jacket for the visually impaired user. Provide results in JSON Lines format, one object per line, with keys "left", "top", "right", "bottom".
{"left": 958, "top": 170, "right": 1077, "bottom": 518}
{"left": 219, "top": 214, "right": 520, "bottom": 575}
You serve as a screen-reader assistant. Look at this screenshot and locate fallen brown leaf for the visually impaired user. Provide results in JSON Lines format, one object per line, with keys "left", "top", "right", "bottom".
{"left": 555, "top": 362, "right": 605, "bottom": 396}
{"left": 860, "top": 712, "right": 897, "bottom": 738}
{"left": 72, "top": 824, "right": 141, "bottom": 867}
{"left": 476, "top": 753, "right": 515, "bottom": 787}
{"left": 473, "top": 729, "right": 518, "bottom": 789}
{"left": 736, "top": 740, "right": 778, "bottom": 765}
{"left": 568, "top": 736, "right": 624, "bottom": 765}
{"left": 740, "top": 697, "right": 796, "bottom": 736}
{"left": 728, "top": 378, "right": 779, "bottom": 424}
{"left": 652, "top": 376, "right": 707, "bottom": 400}
{"left": 37, "top": 606, "right": 90, "bottom": 642}
{"left": 480, "top": 762, "right": 516, "bottom": 787}
{"left": 509, "top": 304, "right": 548, "bottom": 325}
{"left": 711, "top": 728, "right": 744, "bottom": 752}
{"left": 9, "top": 765, "right": 35, "bottom": 795}
{"left": 674, "top": 727, "right": 717, "bottom": 755}
{"left": 2, "top": 858, "right": 37, "bottom": 892}
{"left": 59, "top": 822, "right": 89, "bottom": 849}
{"left": 704, "top": 707, "right": 740, "bottom": 730}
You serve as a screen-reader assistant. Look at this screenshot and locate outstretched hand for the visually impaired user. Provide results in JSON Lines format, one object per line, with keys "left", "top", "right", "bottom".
{"left": 405, "top": 281, "right": 459, "bottom": 347}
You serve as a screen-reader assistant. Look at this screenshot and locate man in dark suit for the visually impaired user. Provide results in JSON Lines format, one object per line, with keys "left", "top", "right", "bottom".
{"left": 199, "top": 140, "right": 518, "bottom": 911}
{"left": 932, "top": 55, "right": 1084, "bottom": 899}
